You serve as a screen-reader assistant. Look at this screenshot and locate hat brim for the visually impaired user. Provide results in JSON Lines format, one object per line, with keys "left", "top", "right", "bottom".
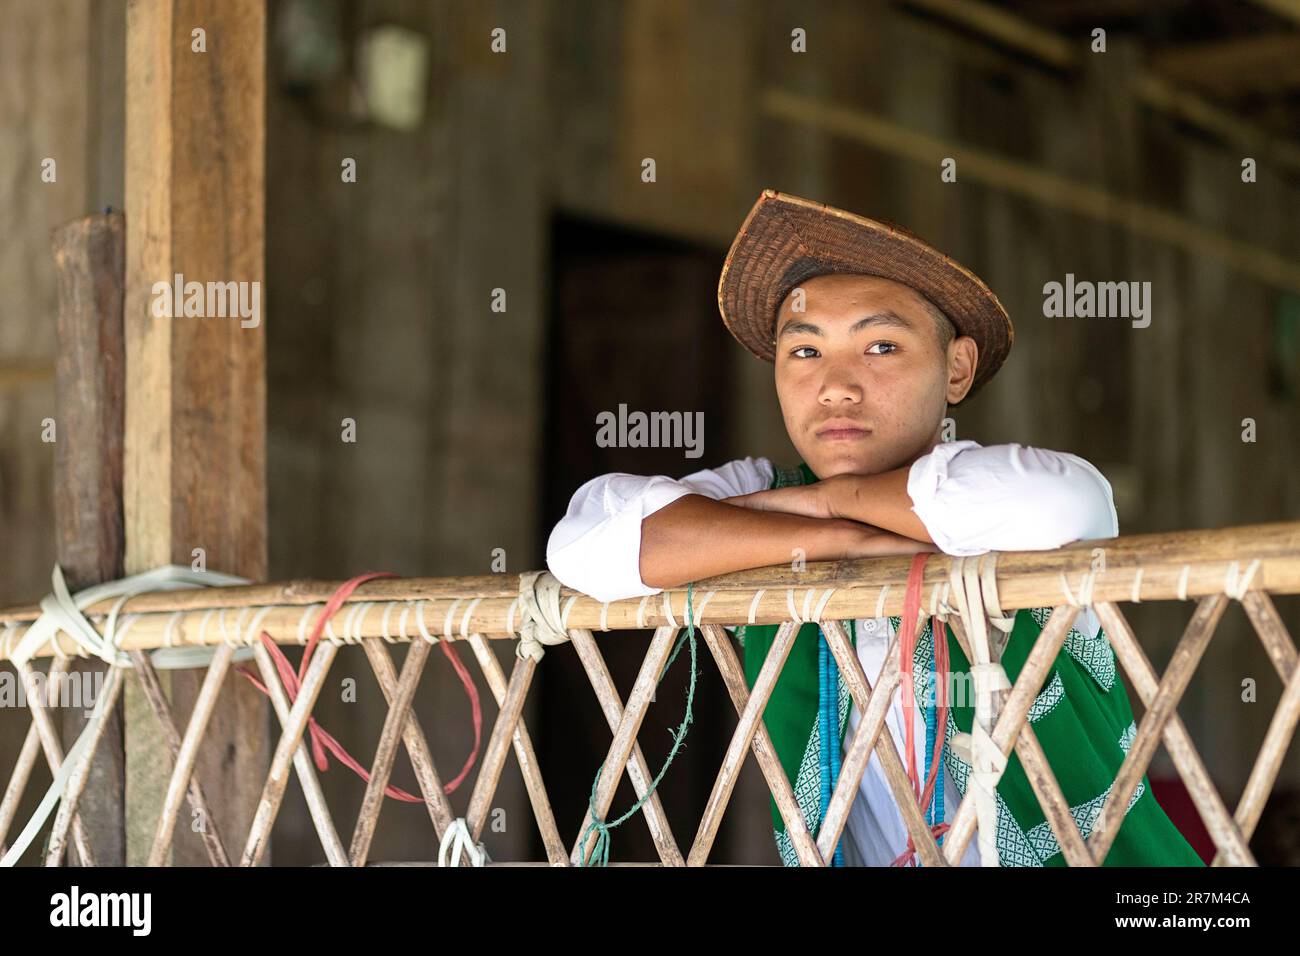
{"left": 717, "top": 189, "right": 1013, "bottom": 401}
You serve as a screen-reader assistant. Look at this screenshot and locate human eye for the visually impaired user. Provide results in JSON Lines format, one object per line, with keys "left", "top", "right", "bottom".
{"left": 866, "top": 341, "right": 899, "bottom": 355}
{"left": 790, "top": 345, "right": 820, "bottom": 359}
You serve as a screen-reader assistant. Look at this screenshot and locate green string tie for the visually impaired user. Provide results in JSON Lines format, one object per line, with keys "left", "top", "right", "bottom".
{"left": 577, "top": 581, "right": 700, "bottom": 866}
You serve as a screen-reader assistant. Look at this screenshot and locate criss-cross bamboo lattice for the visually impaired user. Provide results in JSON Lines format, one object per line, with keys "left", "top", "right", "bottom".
{"left": 1, "top": 521, "right": 1297, "bottom": 867}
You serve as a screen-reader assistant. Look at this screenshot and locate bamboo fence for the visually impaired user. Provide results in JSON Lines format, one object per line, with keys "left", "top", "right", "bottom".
{"left": 0, "top": 520, "right": 1297, "bottom": 867}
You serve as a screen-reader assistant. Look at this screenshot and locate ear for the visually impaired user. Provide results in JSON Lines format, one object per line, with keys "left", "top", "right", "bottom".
{"left": 946, "top": 335, "right": 978, "bottom": 404}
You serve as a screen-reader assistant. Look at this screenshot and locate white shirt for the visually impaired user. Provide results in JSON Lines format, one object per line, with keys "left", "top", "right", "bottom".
{"left": 545, "top": 440, "right": 1118, "bottom": 865}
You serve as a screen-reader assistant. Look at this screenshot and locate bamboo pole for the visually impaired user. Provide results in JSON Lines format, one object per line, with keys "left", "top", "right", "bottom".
{"left": 463, "top": 634, "right": 567, "bottom": 865}
{"left": 1095, "top": 601, "right": 1255, "bottom": 866}
{"left": 1088, "top": 595, "right": 1227, "bottom": 861}
{"left": 570, "top": 626, "right": 679, "bottom": 866}
{"left": 2, "top": 524, "right": 1296, "bottom": 663}
{"left": 2, "top": 522, "right": 1295, "bottom": 626}
{"left": 695, "top": 623, "right": 822, "bottom": 866}
{"left": 358, "top": 640, "right": 457, "bottom": 841}
{"left": 0, "top": 657, "right": 70, "bottom": 854}
{"left": 252, "top": 641, "right": 348, "bottom": 867}
{"left": 14, "top": 660, "right": 96, "bottom": 865}
{"left": 349, "top": 640, "right": 430, "bottom": 867}
{"left": 570, "top": 629, "right": 684, "bottom": 866}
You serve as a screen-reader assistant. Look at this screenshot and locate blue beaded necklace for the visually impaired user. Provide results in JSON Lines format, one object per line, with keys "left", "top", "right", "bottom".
{"left": 816, "top": 619, "right": 854, "bottom": 867}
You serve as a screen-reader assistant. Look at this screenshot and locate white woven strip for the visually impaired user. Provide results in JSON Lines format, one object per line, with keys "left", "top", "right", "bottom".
{"left": 747, "top": 589, "right": 766, "bottom": 625}
{"left": 1225, "top": 559, "right": 1262, "bottom": 600}
{"left": 297, "top": 605, "right": 316, "bottom": 645}
{"left": 415, "top": 601, "right": 438, "bottom": 645}
{"left": 874, "top": 584, "right": 890, "bottom": 620}
{"left": 692, "top": 590, "right": 717, "bottom": 627}
{"left": 443, "top": 599, "right": 463, "bottom": 640}
{"left": 662, "top": 592, "right": 677, "bottom": 629}
{"left": 803, "top": 588, "right": 818, "bottom": 623}
{"left": 811, "top": 588, "right": 836, "bottom": 623}
{"left": 786, "top": 588, "right": 802, "bottom": 623}
{"left": 459, "top": 597, "right": 483, "bottom": 638}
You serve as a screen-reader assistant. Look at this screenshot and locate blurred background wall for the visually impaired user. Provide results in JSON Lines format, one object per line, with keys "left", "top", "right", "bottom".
{"left": 2, "top": 0, "right": 1298, "bottom": 864}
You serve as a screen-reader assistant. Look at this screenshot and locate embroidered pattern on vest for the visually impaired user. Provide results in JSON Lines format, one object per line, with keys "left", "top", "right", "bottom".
{"left": 1028, "top": 671, "right": 1066, "bottom": 723}
{"left": 931, "top": 610, "right": 1146, "bottom": 865}
{"left": 1024, "top": 773, "right": 1146, "bottom": 861}
{"left": 1029, "top": 606, "right": 1116, "bottom": 692}
{"left": 1119, "top": 719, "right": 1137, "bottom": 754}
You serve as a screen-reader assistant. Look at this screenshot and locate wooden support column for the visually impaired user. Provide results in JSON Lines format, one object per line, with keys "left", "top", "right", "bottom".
{"left": 123, "top": 0, "right": 268, "bottom": 866}
{"left": 52, "top": 211, "right": 127, "bottom": 866}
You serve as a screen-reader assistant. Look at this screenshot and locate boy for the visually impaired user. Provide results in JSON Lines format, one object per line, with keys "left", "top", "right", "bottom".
{"left": 547, "top": 190, "right": 1203, "bottom": 867}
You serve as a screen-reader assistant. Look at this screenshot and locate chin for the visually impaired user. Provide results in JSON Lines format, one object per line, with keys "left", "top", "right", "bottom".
{"left": 809, "top": 449, "right": 882, "bottom": 479}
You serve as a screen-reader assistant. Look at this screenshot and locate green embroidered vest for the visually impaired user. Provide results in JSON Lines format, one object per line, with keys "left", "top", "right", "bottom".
{"left": 735, "top": 460, "right": 1205, "bottom": 867}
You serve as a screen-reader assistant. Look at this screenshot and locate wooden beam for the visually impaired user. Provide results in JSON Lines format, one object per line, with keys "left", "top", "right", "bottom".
{"left": 897, "top": 0, "right": 1300, "bottom": 175}
{"left": 51, "top": 211, "right": 128, "bottom": 865}
{"left": 123, "top": 0, "right": 268, "bottom": 866}
{"left": 1149, "top": 33, "right": 1300, "bottom": 98}
{"left": 1249, "top": 0, "right": 1300, "bottom": 28}
{"left": 762, "top": 87, "right": 1300, "bottom": 293}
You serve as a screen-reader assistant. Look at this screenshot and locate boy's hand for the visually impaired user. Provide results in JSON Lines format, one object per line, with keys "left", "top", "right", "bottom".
{"left": 724, "top": 481, "right": 839, "bottom": 520}
{"left": 727, "top": 470, "right": 932, "bottom": 544}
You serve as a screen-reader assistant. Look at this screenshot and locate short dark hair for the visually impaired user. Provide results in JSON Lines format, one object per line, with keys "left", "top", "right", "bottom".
{"left": 921, "top": 296, "right": 958, "bottom": 352}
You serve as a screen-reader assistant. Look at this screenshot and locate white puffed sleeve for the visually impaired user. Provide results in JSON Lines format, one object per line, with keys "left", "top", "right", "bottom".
{"left": 546, "top": 457, "right": 774, "bottom": 603}
{"left": 906, "top": 440, "right": 1118, "bottom": 555}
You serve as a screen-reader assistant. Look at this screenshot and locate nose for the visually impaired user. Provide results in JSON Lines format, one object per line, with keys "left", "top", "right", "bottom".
{"left": 818, "top": 363, "right": 864, "bottom": 405}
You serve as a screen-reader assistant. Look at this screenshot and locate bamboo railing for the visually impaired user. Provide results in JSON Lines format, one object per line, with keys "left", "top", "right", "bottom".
{"left": 0, "top": 520, "right": 1297, "bottom": 867}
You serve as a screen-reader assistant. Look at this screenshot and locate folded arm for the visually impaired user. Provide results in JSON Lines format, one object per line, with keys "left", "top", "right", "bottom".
{"left": 546, "top": 457, "right": 932, "bottom": 602}
{"left": 723, "top": 442, "right": 1118, "bottom": 555}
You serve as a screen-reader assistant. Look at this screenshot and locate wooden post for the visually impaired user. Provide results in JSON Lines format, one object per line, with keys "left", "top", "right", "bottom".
{"left": 123, "top": 0, "right": 268, "bottom": 865}
{"left": 52, "top": 211, "right": 127, "bottom": 866}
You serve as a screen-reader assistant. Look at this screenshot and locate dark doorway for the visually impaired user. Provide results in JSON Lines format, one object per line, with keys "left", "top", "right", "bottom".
{"left": 535, "top": 211, "right": 768, "bottom": 863}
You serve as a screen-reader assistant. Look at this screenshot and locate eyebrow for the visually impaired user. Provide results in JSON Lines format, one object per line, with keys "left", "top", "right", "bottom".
{"left": 776, "top": 310, "right": 916, "bottom": 339}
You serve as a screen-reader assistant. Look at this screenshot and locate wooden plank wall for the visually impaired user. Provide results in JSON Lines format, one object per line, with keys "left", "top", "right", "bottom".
{"left": 1, "top": 0, "right": 1296, "bottom": 862}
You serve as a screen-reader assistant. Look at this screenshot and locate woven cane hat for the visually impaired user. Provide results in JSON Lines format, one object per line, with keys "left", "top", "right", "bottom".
{"left": 717, "top": 189, "right": 1013, "bottom": 400}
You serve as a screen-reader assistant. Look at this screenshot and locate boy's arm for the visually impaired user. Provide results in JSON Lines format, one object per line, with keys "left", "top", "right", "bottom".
{"left": 546, "top": 457, "right": 933, "bottom": 603}
{"left": 732, "top": 441, "right": 1118, "bottom": 554}
{"left": 638, "top": 494, "right": 933, "bottom": 591}
{"left": 900, "top": 441, "right": 1118, "bottom": 552}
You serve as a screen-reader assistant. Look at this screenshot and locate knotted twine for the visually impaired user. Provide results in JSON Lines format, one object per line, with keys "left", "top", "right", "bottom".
{"left": 2, "top": 564, "right": 258, "bottom": 867}
{"left": 514, "top": 570, "right": 573, "bottom": 662}
{"left": 943, "top": 553, "right": 1015, "bottom": 867}
{"left": 575, "top": 581, "right": 700, "bottom": 867}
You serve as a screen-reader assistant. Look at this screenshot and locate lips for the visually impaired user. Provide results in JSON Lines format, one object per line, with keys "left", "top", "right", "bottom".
{"left": 815, "top": 422, "right": 870, "bottom": 440}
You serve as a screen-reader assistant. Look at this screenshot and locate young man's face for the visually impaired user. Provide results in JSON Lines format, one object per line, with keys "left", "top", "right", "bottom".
{"left": 773, "top": 273, "right": 978, "bottom": 479}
